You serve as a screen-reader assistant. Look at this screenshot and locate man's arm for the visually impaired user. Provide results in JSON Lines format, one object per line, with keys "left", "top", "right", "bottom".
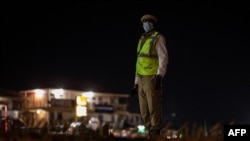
{"left": 156, "top": 35, "right": 168, "bottom": 77}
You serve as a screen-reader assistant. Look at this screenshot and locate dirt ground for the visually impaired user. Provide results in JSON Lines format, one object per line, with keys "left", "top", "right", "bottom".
{"left": 0, "top": 133, "right": 223, "bottom": 141}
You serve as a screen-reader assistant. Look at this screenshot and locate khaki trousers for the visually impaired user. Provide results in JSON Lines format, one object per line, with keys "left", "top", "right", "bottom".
{"left": 138, "top": 75, "right": 162, "bottom": 131}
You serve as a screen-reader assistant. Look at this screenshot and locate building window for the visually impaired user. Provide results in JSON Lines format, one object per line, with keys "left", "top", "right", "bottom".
{"left": 57, "top": 112, "right": 62, "bottom": 121}
{"left": 50, "top": 112, "right": 54, "bottom": 122}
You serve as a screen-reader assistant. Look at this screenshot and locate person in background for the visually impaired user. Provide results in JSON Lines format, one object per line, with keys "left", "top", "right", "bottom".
{"left": 132, "top": 14, "right": 169, "bottom": 139}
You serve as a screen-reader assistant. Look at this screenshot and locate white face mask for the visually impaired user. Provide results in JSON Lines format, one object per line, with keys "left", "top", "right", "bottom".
{"left": 143, "top": 22, "right": 154, "bottom": 32}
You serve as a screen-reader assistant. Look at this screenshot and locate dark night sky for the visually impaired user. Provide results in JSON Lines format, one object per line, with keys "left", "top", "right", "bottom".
{"left": 1, "top": 1, "right": 250, "bottom": 126}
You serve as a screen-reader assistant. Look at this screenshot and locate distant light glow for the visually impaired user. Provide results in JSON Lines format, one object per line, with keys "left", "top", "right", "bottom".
{"left": 172, "top": 113, "right": 176, "bottom": 117}
{"left": 34, "top": 89, "right": 45, "bottom": 99}
{"left": 179, "top": 132, "right": 183, "bottom": 138}
{"left": 51, "top": 89, "right": 64, "bottom": 98}
{"left": 76, "top": 96, "right": 87, "bottom": 106}
{"left": 76, "top": 106, "right": 87, "bottom": 117}
{"left": 82, "top": 91, "right": 94, "bottom": 98}
{"left": 137, "top": 125, "right": 146, "bottom": 133}
{"left": 70, "top": 122, "right": 81, "bottom": 128}
{"left": 36, "top": 110, "right": 41, "bottom": 114}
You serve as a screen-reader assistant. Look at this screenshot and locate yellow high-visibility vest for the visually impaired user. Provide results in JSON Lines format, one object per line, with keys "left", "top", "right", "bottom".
{"left": 136, "top": 31, "right": 160, "bottom": 76}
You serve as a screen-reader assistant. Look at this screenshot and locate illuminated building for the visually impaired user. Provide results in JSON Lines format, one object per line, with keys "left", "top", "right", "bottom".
{"left": 18, "top": 88, "right": 142, "bottom": 129}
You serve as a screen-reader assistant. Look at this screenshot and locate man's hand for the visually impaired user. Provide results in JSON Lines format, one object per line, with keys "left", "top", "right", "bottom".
{"left": 155, "top": 75, "right": 162, "bottom": 90}
{"left": 131, "top": 84, "right": 138, "bottom": 95}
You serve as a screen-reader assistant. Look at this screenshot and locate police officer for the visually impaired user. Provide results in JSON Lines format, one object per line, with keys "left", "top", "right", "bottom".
{"left": 132, "top": 14, "right": 169, "bottom": 139}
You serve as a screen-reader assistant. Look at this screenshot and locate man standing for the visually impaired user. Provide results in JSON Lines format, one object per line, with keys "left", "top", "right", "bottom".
{"left": 132, "top": 14, "right": 168, "bottom": 139}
